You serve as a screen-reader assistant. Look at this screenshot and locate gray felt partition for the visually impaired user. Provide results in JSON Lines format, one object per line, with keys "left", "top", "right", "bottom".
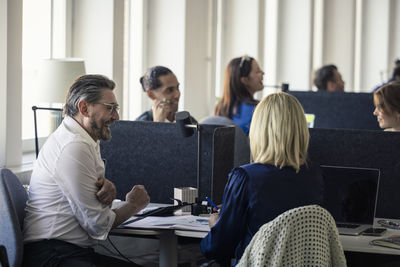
{"left": 308, "top": 128, "right": 400, "bottom": 219}
{"left": 289, "top": 91, "right": 380, "bottom": 130}
{"left": 100, "top": 121, "right": 235, "bottom": 204}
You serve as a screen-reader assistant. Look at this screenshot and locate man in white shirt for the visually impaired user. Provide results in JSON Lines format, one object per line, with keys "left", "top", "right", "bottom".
{"left": 23, "top": 74, "right": 150, "bottom": 266}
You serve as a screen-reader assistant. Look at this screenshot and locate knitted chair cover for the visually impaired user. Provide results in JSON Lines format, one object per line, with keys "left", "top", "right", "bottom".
{"left": 237, "top": 205, "right": 347, "bottom": 267}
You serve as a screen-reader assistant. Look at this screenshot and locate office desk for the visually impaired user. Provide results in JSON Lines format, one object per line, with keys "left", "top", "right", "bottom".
{"left": 111, "top": 204, "right": 400, "bottom": 266}
{"left": 112, "top": 226, "right": 400, "bottom": 267}
{"left": 176, "top": 229, "right": 400, "bottom": 255}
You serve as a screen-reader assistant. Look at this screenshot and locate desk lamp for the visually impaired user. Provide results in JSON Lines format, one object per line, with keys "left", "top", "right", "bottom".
{"left": 33, "top": 58, "right": 86, "bottom": 158}
{"left": 175, "top": 111, "right": 208, "bottom": 215}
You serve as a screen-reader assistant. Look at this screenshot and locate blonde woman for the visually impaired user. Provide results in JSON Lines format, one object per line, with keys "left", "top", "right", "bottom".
{"left": 200, "top": 92, "right": 324, "bottom": 265}
{"left": 373, "top": 81, "right": 400, "bottom": 131}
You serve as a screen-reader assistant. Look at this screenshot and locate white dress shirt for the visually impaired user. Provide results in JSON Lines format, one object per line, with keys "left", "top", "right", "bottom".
{"left": 23, "top": 116, "right": 116, "bottom": 248}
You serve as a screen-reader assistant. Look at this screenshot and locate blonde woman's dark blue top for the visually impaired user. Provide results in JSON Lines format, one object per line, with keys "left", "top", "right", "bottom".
{"left": 200, "top": 163, "right": 324, "bottom": 265}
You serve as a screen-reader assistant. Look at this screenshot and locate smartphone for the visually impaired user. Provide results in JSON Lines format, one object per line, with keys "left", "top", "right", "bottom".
{"left": 361, "top": 227, "right": 387, "bottom": 236}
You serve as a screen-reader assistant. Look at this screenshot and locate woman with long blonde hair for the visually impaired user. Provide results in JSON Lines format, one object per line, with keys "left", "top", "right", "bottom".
{"left": 201, "top": 92, "right": 324, "bottom": 265}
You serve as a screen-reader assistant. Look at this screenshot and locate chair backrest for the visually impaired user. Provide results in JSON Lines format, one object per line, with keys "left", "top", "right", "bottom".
{"left": 0, "top": 245, "right": 10, "bottom": 267}
{"left": 0, "top": 168, "right": 28, "bottom": 267}
{"left": 200, "top": 116, "right": 251, "bottom": 167}
{"left": 237, "top": 205, "right": 347, "bottom": 267}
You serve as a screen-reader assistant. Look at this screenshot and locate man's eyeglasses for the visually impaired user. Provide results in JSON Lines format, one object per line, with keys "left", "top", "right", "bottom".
{"left": 98, "top": 103, "right": 120, "bottom": 115}
{"left": 239, "top": 55, "right": 251, "bottom": 69}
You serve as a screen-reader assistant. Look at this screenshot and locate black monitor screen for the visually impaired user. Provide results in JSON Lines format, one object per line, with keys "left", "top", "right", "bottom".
{"left": 320, "top": 165, "right": 380, "bottom": 225}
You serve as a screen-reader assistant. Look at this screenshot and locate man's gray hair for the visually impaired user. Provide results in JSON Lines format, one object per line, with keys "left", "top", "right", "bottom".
{"left": 64, "top": 74, "right": 116, "bottom": 117}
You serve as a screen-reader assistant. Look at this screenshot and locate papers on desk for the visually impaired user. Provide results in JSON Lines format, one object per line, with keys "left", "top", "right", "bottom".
{"left": 123, "top": 215, "right": 210, "bottom": 232}
{"left": 370, "top": 235, "right": 400, "bottom": 250}
{"left": 136, "top": 206, "right": 161, "bottom": 215}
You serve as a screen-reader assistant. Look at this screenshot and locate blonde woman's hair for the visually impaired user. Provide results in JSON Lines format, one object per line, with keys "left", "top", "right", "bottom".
{"left": 249, "top": 92, "right": 309, "bottom": 172}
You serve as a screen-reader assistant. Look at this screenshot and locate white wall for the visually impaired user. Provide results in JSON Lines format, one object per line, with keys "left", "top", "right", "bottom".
{"left": 146, "top": 0, "right": 186, "bottom": 112}
{"left": 389, "top": 0, "right": 400, "bottom": 64}
{"left": 128, "top": 0, "right": 148, "bottom": 120}
{"left": 0, "top": 0, "right": 7, "bottom": 167}
{"left": 72, "top": 0, "right": 114, "bottom": 78}
{"left": 322, "top": 0, "right": 356, "bottom": 90}
{"left": 0, "top": 0, "right": 23, "bottom": 167}
{"left": 359, "top": 0, "right": 390, "bottom": 91}
{"left": 112, "top": 0, "right": 125, "bottom": 112}
{"left": 217, "top": 0, "right": 262, "bottom": 96}
{"left": 277, "top": 0, "right": 313, "bottom": 91}
{"left": 184, "top": 0, "right": 217, "bottom": 119}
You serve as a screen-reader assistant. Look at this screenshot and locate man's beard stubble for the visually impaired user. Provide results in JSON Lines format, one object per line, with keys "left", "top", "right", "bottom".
{"left": 90, "top": 118, "right": 112, "bottom": 141}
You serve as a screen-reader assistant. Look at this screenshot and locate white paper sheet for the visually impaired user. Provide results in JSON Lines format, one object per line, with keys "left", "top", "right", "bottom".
{"left": 123, "top": 215, "right": 210, "bottom": 232}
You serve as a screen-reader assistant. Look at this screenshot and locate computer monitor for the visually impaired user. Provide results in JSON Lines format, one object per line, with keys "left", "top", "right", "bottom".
{"left": 320, "top": 165, "right": 380, "bottom": 228}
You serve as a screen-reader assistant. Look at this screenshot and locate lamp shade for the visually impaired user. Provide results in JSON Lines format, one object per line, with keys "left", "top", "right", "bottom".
{"left": 36, "top": 58, "right": 86, "bottom": 103}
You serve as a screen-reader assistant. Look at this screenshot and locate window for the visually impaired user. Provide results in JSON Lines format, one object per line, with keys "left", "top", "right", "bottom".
{"left": 22, "top": 0, "right": 67, "bottom": 153}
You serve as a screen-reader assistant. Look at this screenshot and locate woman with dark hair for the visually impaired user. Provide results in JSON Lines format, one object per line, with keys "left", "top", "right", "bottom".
{"left": 373, "top": 81, "right": 400, "bottom": 131}
{"left": 136, "top": 66, "right": 181, "bottom": 122}
{"left": 214, "top": 55, "right": 265, "bottom": 135}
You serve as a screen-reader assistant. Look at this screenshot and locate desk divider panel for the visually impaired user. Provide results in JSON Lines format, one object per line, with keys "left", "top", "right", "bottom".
{"left": 100, "top": 121, "right": 235, "bottom": 204}
{"left": 308, "top": 128, "right": 400, "bottom": 219}
{"left": 289, "top": 91, "right": 379, "bottom": 130}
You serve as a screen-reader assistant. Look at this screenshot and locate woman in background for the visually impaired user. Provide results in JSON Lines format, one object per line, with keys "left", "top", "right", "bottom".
{"left": 137, "top": 65, "right": 181, "bottom": 122}
{"left": 201, "top": 92, "right": 324, "bottom": 265}
{"left": 373, "top": 81, "right": 400, "bottom": 131}
{"left": 214, "top": 55, "right": 264, "bottom": 135}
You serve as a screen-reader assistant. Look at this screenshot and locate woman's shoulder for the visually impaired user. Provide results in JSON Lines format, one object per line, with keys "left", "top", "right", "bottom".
{"left": 236, "top": 163, "right": 278, "bottom": 177}
{"left": 240, "top": 162, "right": 322, "bottom": 179}
{"left": 239, "top": 101, "right": 257, "bottom": 111}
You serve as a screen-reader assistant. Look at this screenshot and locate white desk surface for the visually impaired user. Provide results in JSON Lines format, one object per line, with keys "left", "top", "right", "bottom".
{"left": 175, "top": 219, "right": 400, "bottom": 256}
{"left": 173, "top": 229, "right": 400, "bottom": 255}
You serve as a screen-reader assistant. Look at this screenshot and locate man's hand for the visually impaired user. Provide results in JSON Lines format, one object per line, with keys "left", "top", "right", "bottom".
{"left": 152, "top": 99, "right": 173, "bottom": 122}
{"left": 95, "top": 177, "right": 116, "bottom": 206}
{"left": 112, "top": 185, "right": 150, "bottom": 227}
{"left": 126, "top": 185, "right": 150, "bottom": 211}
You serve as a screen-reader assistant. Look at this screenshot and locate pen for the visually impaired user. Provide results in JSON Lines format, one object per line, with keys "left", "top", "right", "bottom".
{"left": 205, "top": 196, "right": 219, "bottom": 211}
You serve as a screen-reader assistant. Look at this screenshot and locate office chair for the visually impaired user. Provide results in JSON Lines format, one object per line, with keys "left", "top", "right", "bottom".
{"left": 237, "top": 205, "right": 347, "bottom": 267}
{"left": 200, "top": 116, "right": 251, "bottom": 167}
{"left": 0, "top": 168, "right": 29, "bottom": 267}
{"left": 0, "top": 245, "right": 9, "bottom": 267}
